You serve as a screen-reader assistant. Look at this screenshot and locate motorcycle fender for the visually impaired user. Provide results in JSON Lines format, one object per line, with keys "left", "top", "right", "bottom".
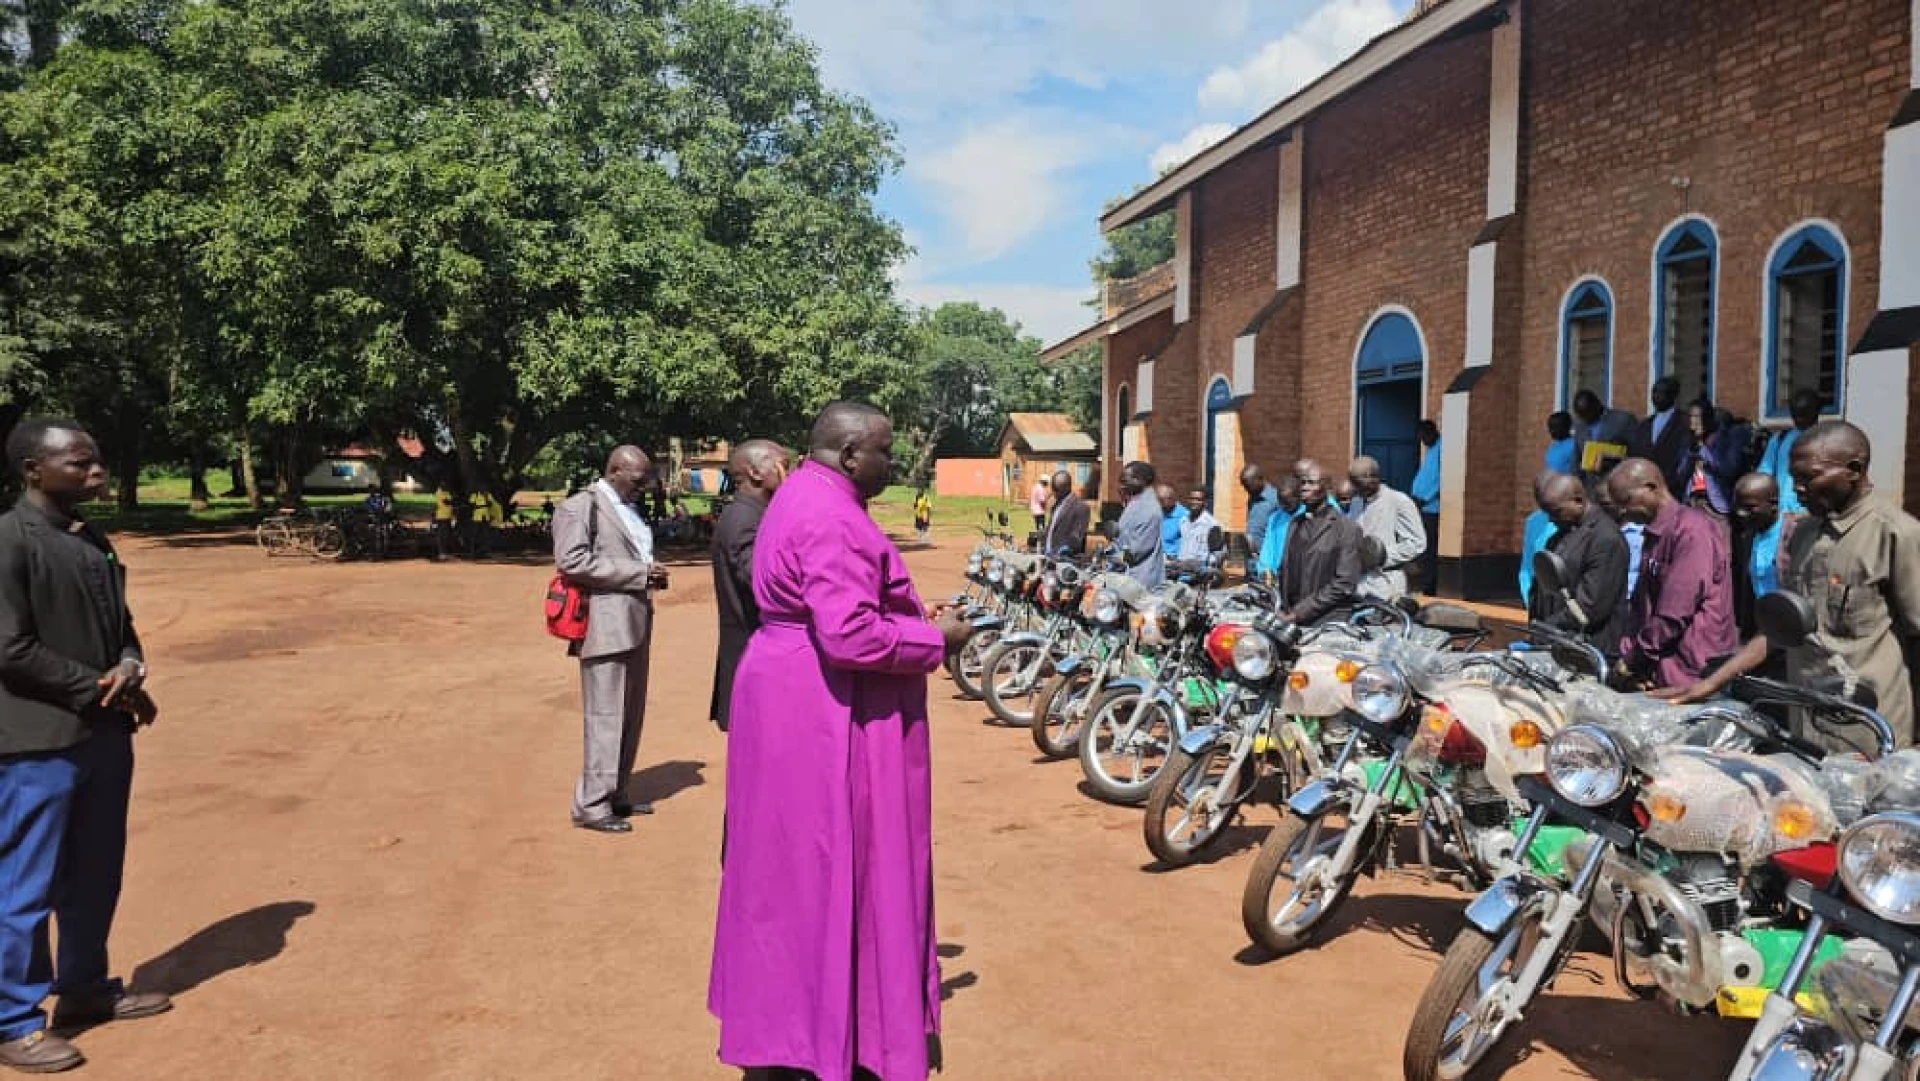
{"left": 969, "top": 615, "right": 1006, "bottom": 632}
{"left": 995, "top": 632, "right": 1048, "bottom": 650}
{"left": 1053, "top": 655, "right": 1087, "bottom": 677}
{"left": 1104, "top": 677, "right": 1155, "bottom": 696}
{"left": 1100, "top": 679, "right": 1191, "bottom": 734}
{"left": 1178, "top": 724, "right": 1227, "bottom": 756}
{"left": 1287, "top": 778, "right": 1345, "bottom": 819}
{"left": 1464, "top": 874, "right": 1552, "bottom": 938}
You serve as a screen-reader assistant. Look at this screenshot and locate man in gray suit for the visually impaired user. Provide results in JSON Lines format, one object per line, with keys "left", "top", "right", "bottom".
{"left": 1114, "top": 461, "right": 1164, "bottom": 589}
{"left": 553, "top": 445, "right": 667, "bottom": 834}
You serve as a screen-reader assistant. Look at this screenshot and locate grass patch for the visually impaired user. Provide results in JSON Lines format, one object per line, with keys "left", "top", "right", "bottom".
{"left": 867, "top": 485, "right": 1020, "bottom": 539}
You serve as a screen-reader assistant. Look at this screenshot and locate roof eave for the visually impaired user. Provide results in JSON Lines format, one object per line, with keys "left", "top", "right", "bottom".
{"left": 1100, "top": 0, "right": 1505, "bottom": 234}
{"left": 1040, "top": 292, "right": 1175, "bottom": 363}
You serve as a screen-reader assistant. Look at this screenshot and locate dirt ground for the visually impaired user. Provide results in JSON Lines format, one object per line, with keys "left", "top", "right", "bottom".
{"left": 70, "top": 530, "right": 1748, "bottom": 1081}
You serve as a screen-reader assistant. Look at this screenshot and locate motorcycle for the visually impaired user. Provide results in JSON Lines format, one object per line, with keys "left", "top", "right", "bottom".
{"left": 1239, "top": 618, "right": 1596, "bottom": 956}
{"left": 1029, "top": 565, "right": 1152, "bottom": 759}
{"left": 1402, "top": 584, "right": 1897, "bottom": 1081}
{"left": 950, "top": 546, "right": 1043, "bottom": 701}
{"left": 979, "top": 555, "right": 1095, "bottom": 728}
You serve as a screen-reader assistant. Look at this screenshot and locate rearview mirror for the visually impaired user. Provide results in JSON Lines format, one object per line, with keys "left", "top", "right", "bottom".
{"left": 998, "top": 511, "right": 1009, "bottom": 527}
{"left": 1207, "top": 525, "right": 1226, "bottom": 553}
{"left": 1531, "top": 550, "right": 1570, "bottom": 598}
{"left": 1756, "top": 590, "right": 1817, "bottom": 648}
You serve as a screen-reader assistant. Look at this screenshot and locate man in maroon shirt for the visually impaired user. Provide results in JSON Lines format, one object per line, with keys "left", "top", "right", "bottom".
{"left": 1605, "top": 458, "right": 1737, "bottom": 688}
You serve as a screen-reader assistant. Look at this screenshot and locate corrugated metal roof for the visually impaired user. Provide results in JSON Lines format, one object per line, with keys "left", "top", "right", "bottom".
{"left": 1021, "top": 432, "right": 1098, "bottom": 454}
{"left": 1006, "top": 412, "right": 1080, "bottom": 437}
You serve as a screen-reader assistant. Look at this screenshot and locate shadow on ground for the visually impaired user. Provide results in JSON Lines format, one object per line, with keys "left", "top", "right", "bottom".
{"left": 626, "top": 760, "right": 706, "bottom": 804}
{"left": 130, "top": 899, "right": 316, "bottom": 997}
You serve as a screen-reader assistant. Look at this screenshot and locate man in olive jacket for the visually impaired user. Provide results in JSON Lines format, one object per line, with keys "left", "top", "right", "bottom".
{"left": 0, "top": 418, "right": 171, "bottom": 1074}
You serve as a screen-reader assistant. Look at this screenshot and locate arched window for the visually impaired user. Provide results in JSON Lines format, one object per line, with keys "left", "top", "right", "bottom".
{"left": 1653, "top": 218, "right": 1718, "bottom": 403}
{"left": 1765, "top": 224, "right": 1847, "bottom": 418}
{"left": 1559, "top": 279, "right": 1613, "bottom": 409}
{"left": 1352, "top": 309, "right": 1426, "bottom": 493}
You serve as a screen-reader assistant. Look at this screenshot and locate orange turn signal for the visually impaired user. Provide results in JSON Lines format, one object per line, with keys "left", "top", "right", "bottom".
{"left": 1773, "top": 801, "right": 1820, "bottom": 841}
{"left": 1288, "top": 671, "right": 1311, "bottom": 691}
{"left": 1648, "top": 793, "right": 1688, "bottom": 823}
{"left": 1508, "top": 720, "right": 1544, "bottom": 750}
{"left": 1334, "top": 660, "right": 1361, "bottom": 683}
{"left": 1421, "top": 704, "right": 1454, "bottom": 736}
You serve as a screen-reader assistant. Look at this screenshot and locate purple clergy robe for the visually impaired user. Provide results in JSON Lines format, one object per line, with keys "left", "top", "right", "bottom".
{"left": 709, "top": 461, "right": 948, "bottom": 1081}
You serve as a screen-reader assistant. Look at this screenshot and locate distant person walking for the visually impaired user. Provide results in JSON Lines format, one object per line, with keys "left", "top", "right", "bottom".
{"left": 1410, "top": 419, "right": 1442, "bottom": 594}
{"left": 432, "top": 484, "right": 456, "bottom": 560}
{"left": 913, "top": 488, "right": 932, "bottom": 543}
{"left": 710, "top": 441, "right": 787, "bottom": 732}
{"left": 0, "top": 418, "right": 171, "bottom": 1074}
{"left": 553, "top": 445, "right": 667, "bottom": 833}
{"left": 1028, "top": 476, "right": 1050, "bottom": 533}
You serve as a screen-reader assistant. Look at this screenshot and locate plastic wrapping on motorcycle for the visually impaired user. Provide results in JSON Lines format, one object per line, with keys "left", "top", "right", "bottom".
{"left": 1637, "top": 747, "right": 1838, "bottom": 865}
{"left": 1414, "top": 682, "right": 1566, "bottom": 802}
{"left": 1561, "top": 683, "right": 1703, "bottom": 767}
{"left": 1811, "top": 953, "right": 1918, "bottom": 1047}
{"left": 1806, "top": 748, "right": 1920, "bottom": 827}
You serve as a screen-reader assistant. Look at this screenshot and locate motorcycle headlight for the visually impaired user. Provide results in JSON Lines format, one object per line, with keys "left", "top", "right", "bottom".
{"left": 1091, "top": 589, "right": 1123, "bottom": 626}
{"left": 1544, "top": 724, "right": 1628, "bottom": 808}
{"left": 1838, "top": 812, "right": 1920, "bottom": 925}
{"left": 1233, "top": 631, "right": 1277, "bottom": 682}
{"left": 986, "top": 561, "right": 1002, "bottom": 585}
{"left": 1350, "top": 664, "right": 1408, "bottom": 724}
{"left": 966, "top": 554, "right": 982, "bottom": 576}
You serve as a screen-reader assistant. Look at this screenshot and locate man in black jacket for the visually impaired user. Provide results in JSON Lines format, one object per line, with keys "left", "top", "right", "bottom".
{"left": 1280, "top": 459, "right": 1365, "bottom": 625}
{"left": 709, "top": 440, "right": 787, "bottom": 732}
{"left": 1528, "top": 471, "right": 1629, "bottom": 650}
{"left": 1629, "top": 376, "right": 1689, "bottom": 494}
{"left": 1040, "top": 471, "right": 1088, "bottom": 556}
{"left": 0, "top": 418, "right": 170, "bottom": 1074}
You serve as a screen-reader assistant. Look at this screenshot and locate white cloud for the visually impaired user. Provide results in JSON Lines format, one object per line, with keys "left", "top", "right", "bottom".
{"left": 908, "top": 113, "right": 1125, "bottom": 264}
{"left": 1149, "top": 123, "right": 1235, "bottom": 176}
{"left": 896, "top": 276, "right": 1099, "bottom": 347}
{"left": 1197, "top": 0, "right": 1402, "bottom": 116}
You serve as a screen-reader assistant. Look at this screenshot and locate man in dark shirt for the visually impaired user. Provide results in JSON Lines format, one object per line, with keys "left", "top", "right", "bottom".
{"left": 1606, "top": 457, "right": 1737, "bottom": 688}
{"left": 1280, "top": 459, "right": 1365, "bottom": 625}
{"left": 0, "top": 418, "right": 169, "bottom": 1073}
{"left": 1528, "top": 471, "right": 1629, "bottom": 650}
{"left": 1041, "top": 471, "right": 1088, "bottom": 557}
{"left": 709, "top": 440, "right": 787, "bottom": 732}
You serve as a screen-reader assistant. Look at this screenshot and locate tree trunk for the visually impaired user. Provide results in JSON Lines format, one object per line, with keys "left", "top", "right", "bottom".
{"left": 187, "top": 447, "right": 211, "bottom": 512}
{"left": 24, "top": 0, "right": 62, "bottom": 70}
{"left": 114, "top": 445, "right": 140, "bottom": 510}
{"left": 236, "top": 426, "right": 262, "bottom": 510}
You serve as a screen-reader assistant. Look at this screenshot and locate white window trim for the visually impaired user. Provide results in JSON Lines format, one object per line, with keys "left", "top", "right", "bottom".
{"left": 1553, "top": 273, "right": 1618, "bottom": 410}
{"left": 1757, "top": 217, "right": 1851, "bottom": 424}
{"left": 1349, "top": 304, "right": 1432, "bottom": 456}
{"left": 1645, "top": 211, "right": 1723, "bottom": 408}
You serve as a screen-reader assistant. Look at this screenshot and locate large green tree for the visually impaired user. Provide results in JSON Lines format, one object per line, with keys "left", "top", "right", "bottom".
{"left": 1, "top": 0, "right": 912, "bottom": 505}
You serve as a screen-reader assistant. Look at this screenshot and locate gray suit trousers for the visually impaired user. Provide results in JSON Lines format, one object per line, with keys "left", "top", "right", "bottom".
{"left": 572, "top": 636, "right": 652, "bottom": 824}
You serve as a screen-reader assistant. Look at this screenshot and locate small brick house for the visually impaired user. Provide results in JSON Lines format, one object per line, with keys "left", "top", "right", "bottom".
{"left": 1044, "top": 0, "right": 1920, "bottom": 599}
{"left": 996, "top": 413, "right": 1099, "bottom": 505}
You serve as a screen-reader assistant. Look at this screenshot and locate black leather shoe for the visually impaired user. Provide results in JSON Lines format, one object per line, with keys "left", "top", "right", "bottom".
{"left": 576, "top": 816, "right": 631, "bottom": 834}
{"left": 612, "top": 802, "right": 654, "bottom": 817}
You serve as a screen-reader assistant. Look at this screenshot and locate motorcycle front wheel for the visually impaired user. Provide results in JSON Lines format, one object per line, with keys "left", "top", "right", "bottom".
{"left": 1239, "top": 802, "right": 1364, "bottom": 955}
{"left": 982, "top": 639, "right": 1048, "bottom": 727}
{"left": 1142, "top": 743, "right": 1252, "bottom": 867}
{"left": 1030, "top": 668, "right": 1094, "bottom": 759}
{"left": 1401, "top": 907, "right": 1551, "bottom": 1081}
{"left": 948, "top": 626, "right": 1000, "bottom": 700}
{"left": 1077, "top": 687, "right": 1177, "bottom": 805}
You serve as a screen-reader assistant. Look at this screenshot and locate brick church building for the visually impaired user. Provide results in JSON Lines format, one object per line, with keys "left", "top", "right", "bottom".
{"left": 1043, "top": 0, "right": 1920, "bottom": 598}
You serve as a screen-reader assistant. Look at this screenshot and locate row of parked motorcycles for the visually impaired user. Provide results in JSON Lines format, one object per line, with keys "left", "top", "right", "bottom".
{"left": 942, "top": 511, "right": 1920, "bottom": 1080}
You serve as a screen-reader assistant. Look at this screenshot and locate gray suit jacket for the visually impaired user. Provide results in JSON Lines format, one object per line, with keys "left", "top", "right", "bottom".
{"left": 553, "top": 487, "right": 654, "bottom": 660}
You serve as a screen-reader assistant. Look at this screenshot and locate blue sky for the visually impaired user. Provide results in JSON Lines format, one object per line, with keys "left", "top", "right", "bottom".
{"left": 781, "top": 0, "right": 1412, "bottom": 345}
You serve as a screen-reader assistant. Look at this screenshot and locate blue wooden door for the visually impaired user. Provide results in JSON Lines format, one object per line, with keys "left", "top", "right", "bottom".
{"left": 1355, "top": 313, "right": 1425, "bottom": 493}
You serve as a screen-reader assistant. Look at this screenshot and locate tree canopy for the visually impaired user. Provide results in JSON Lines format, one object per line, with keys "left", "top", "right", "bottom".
{"left": 0, "top": 0, "right": 912, "bottom": 505}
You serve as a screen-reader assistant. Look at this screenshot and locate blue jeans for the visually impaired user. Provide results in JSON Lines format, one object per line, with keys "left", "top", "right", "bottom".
{"left": 0, "top": 719, "right": 133, "bottom": 1040}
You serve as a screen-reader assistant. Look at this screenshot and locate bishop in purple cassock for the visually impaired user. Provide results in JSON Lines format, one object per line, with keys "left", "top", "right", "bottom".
{"left": 710, "top": 403, "right": 971, "bottom": 1081}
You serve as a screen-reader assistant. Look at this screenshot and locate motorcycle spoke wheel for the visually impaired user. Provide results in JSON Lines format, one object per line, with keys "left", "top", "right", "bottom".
{"left": 1030, "top": 670, "right": 1094, "bottom": 759}
{"left": 950, "top": 629, "right": 999, "bottom": 700}
{"left": 983, "top": 642, "right": 1047, "bottom": 727}
{"left": 1403, "top": 911, "right": 1548, "bottom": 1081}
{"left": 1077, "top": 690, "right": 1173, "bottom": 805}
{"left": 1143, "top": 744, "right": 1243, "bottom": 867}
{"left": 1239, "top": 806, "right": 1357, "bottom": 955}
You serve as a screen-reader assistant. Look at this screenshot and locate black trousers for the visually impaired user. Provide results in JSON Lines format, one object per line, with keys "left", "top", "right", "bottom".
{"left": 1420, "top": 512, "right": 1440, "bottom": 594}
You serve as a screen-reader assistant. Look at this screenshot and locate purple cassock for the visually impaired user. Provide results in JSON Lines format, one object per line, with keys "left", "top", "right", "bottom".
{"left": 709, "top": 460, "right": 947, "bottom": 1081}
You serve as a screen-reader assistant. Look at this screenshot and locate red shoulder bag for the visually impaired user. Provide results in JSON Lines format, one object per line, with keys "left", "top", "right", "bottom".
{"left": 544, "top": 498, "right": 595, "bottom": 641}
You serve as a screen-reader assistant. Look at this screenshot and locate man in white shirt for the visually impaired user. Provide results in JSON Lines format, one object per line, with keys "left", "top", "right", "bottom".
{"left": 1175, "top": 489, "right": 1221, "bottom": 563}
{"left": 1349, "top": 456, "right": 1426, "bottom": 599}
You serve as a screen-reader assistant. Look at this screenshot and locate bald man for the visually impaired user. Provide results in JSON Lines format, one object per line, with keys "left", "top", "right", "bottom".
{"left": 1730, "top": 472, "right": 1791, "bottom": 636}
{"left": 1667, "top": 423, "right": 1920, "bottom": 747}
{"left": 1349, "top": 455, "right": 1426, "bottom": 599}
{"left": 553, "top": 444, "right": 668, "bottom": 832}
{"left": 1529, "top": 470, "right": 1628, "bottom": 648}
{"left": 709, "top": 440, "right": 788, "bottom": 731}
{"left": 1606, "top": 457, "right": 1736, "bottom": 688}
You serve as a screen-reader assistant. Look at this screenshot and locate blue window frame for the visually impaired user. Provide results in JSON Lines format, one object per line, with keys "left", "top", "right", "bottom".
{"left": 1203, "top": 378, "right": 1232, "bottom": 505}
{"left": 1559, "top": 280, "right": 1613, "bottom": 409}
{"left": 1653, "top": 219, "right": 1717, "bottom": 403}
{"left": 1765, "top": 225, "right": 1846, "bottom": 418}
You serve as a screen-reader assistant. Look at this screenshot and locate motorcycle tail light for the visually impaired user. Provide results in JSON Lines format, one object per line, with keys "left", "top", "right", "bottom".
{"left": 1771, "top": 843, "right": 1837, "bottom": 890}
{"left": 1204, "top": 624, "right": 1246, "bottom": 672}
{"left": 1288, "top": 671, "right": 1310, "bottom": 691}
{"left": 1334, "top": 660, "right": 1361, "bottom": 683}
{"left": 1439, "top": 719, "right": 1486, "bottom": 767}
{"left": 1508, "top": 720, "right": 1544, "bottom": 750}
{"left": 1648, "top": 793, "right": 1688, "bottom": 823}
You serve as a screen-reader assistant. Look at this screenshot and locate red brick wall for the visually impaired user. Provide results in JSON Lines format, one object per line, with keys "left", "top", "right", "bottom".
{"left": 1146, "top": 322, "right": 1202, "bottom": 493}
{"left": 1514, "top": 0, "right": 1908, "bottom": 534}
{"left": 1102, "top": 311, "right": 1172, "bottom": 502}
{"left": 1296, "top": 30, "right": 1491, "bottom": 470}
{"left": 1192, "top": 145, "right": 1281, "bottom": 487}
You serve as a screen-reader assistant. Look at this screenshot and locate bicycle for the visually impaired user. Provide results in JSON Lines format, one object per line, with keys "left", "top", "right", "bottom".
{"left": 255, "top": 509, "right": 347, "bottom": 560}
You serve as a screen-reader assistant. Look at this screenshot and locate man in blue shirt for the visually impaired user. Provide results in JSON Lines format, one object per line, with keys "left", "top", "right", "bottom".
{"left": 1239, "top": 464, "right": 1280, "bottom": 567}
{"left": 1544, "top": 411, "right": 1577, "bottom": 475}
{"left": 1730, "top": 472, "right": 1792, "bottom": 635}
{"left": 1155, "top": 484, "right": 1188, "bottom": 558}
{"left": 1254, "top": 476, "right": 1304, "bottom": 581}
{"left": 1757, "top": 388, "right": 1822, "bottom": 518}
{"left": 1410, "top": 420, "right": 1442, "bottom": 594}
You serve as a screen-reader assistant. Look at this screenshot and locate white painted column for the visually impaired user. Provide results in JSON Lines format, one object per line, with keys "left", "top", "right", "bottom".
{"left": 1137, "top": 359, "right": 1157, "bottom": 415}
{"left": 1174, "top": 191, "right": 1194, "bottom": 325}
{"left": 1100, "top": 342, "right": 1113, "bottom": 498}
{"left": 1275, "top": 132, "right": 1304, "bottom": 290}
{"left": 1438, "top": 392, "right": 1471, "bottom": 562}
{"left": 1485, "top": 2, "right": 1522, "bottom": 221}
{"left": 1848, "top": 352, "right": 1908, "bottom": 495}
